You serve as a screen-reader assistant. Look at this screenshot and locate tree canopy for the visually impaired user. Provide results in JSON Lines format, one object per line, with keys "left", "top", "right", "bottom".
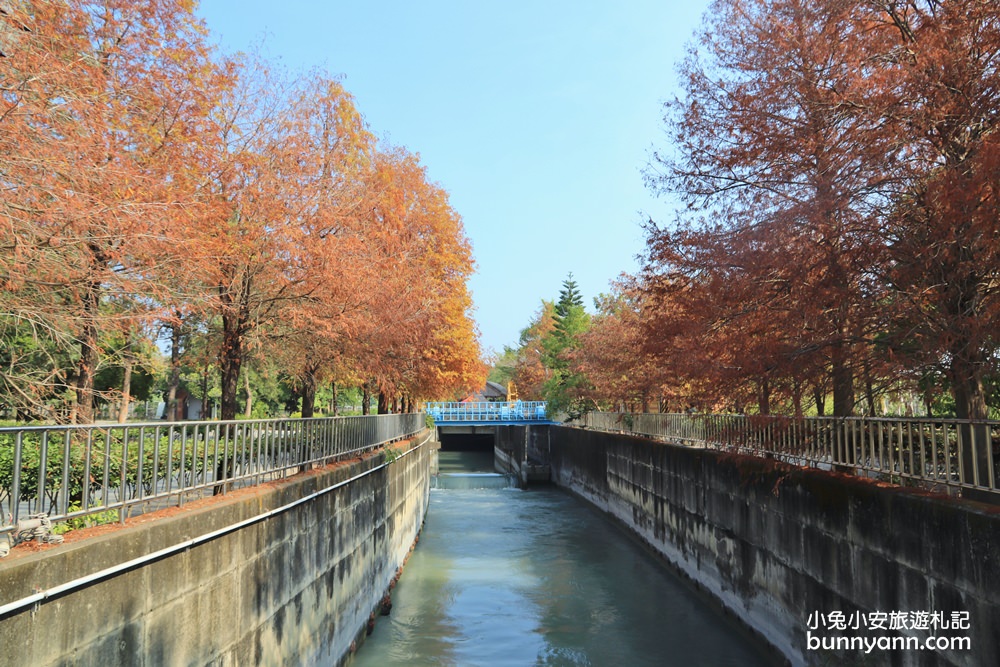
{"left": 1, "top": 1, "right": 484, "bottom": 423}
{"left": 493, "top": 275, "right": 591, "bottom": 418}
{"left": 492, "top": 0, "right": 1000, "bottom": 432}
{"left": 630, "top": 0, "right": 1000, "bottom": 421}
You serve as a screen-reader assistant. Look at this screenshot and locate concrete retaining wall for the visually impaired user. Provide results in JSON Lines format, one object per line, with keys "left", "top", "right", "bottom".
{"left": 547, "top": 425, "right": 998, "bottom": 667}
{"left": 495, "top": 426, "right": 551, "bottom": 486}
{"left": 0, "top": 432, "right": 433, "bottom": 666}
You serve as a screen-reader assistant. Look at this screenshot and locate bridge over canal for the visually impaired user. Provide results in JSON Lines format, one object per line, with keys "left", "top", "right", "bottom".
{"left": 425, "top": 400, "right": 556, "bottom": 427}
{"left": 427, "top": 401, "right": 556, "bottom": 469}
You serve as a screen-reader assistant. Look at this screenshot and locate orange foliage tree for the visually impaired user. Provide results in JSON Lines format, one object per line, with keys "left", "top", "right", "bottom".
{"left": 643, "top": 0, "right": 893, "bottom": 417}
{"left": 572, "top": 283, "right": 680, "bottom": 413}
{"left": 504, "top": 301, "right": 556, "bottom": 401}
{"left": 2, "top": 5, "right": 483, "bottom": 422}
{"left": 494, "top": 0, "right": 1000, "bottom": 431}
{"left": 352, "top": 147, "right": 485, "bottom": 409}
{"left": 559, "top": 0, "right": 1000, "bottom": 431}
{"left": 266, "top": 75, "right": 378, "bottom": 418}
{"left": 871, "top": 1, "right": 1000, "bottom": 424}
{"left": 1, "top": 0, "right": 223, "bottom": 422}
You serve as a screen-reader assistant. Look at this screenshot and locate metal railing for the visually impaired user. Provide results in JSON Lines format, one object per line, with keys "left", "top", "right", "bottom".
{"left": 426, "top": 400, "right": 548, "bottom": 422}
{"left": 0, "top": 413, "right": 424, "bottom": 538}
{"left": 576, "top": 412, "right": 1000, "bottom": 497}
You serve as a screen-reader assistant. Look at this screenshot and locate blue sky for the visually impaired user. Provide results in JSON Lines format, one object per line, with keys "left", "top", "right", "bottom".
{"left": 195, "top": 0, "right": 711, "bottom": 355}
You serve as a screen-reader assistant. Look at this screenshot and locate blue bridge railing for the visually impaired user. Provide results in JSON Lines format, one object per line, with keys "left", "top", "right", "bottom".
{"left": 426, "top": 401, "right": 548, "bottom": 423}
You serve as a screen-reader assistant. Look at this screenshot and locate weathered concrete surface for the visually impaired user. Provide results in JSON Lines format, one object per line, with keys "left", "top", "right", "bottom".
{"left": 0, "top": 431, "right": 432, "bottom": 666}
{"left": 495, "top": 425, "right": 551, "bottom": 486}
{"left": 547, "top": 425, "right": 999, "bottom": 667}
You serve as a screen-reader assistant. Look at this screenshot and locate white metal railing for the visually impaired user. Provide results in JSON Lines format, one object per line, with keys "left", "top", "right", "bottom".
{"left": 425, "top": 401, "right": 548, "bottom": 422}
{"left": 0, "top": 413, "right": 424, "bottom": 541}
{"left": 576, "top": 412, "right": 999, "bottom": 497}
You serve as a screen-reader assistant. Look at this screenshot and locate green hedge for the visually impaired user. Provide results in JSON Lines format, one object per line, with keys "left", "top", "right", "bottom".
{"left": 0, "top": 430, "right": 218, "bottom": 506}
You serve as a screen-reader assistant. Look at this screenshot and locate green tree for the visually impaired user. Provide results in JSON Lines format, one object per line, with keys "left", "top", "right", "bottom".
{"left": 487, "top": 347, "right": 519, "bottom": 387}
{"left": 94, "top": 329, "right": 161, "bottom": 421}
{"left": 542, "top": 274, "right": 590, "bottom": 418}
{"left": 500, "top": 301, "right": 556, "bottom": 400}
{"left": 0, "top": 315, "right": 77, "bottom": 421}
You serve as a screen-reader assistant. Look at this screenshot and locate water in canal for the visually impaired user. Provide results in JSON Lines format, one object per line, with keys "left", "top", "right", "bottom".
{"left": 352, "top": 451, "right": 778, "bottom": 666}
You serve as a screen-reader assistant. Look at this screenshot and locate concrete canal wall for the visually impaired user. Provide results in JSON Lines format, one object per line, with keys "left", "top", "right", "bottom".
{"left": 539, "top": 425, "right": 998, "bottom": 667}
{"left": 0, "top": 431, "right": 433, "bottom": 667}
{"left": 494, "top": 425, "right": 550, "bottom": 487}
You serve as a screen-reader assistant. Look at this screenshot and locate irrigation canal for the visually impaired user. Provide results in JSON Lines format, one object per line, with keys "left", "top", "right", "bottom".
{"left": 351, "top": 451, "right": 779, "bottom": 666}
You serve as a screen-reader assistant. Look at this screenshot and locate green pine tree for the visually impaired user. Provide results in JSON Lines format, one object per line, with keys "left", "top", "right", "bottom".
{"left": 542, "top": 274, "right": 590, "bottom": 419}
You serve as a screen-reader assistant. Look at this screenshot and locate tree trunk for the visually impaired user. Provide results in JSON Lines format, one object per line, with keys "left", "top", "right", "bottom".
{"left": 215, "top": 323, "right": 241, "bottom": 494}
{"left": 165, "top": 320, "right": 182, "bottom": 421}
{"left": 863, "top": 359, "right": 876, "bottom": 416}
{"left": 950, "top": 358, "right": 988, "bottom": 420}
{"left": 362, "top": 385, "right": 371, "bottom": 415}
{"left": 219, "top": 312, "right": 242, "bottom": 421}
{"left": 74, "top": 281, "right": 101, "bottom": 424}
{"left": 200, "top": 365, "right": 211, "bottom": 420}
{"left": 300, "top": 366, "right": 317, "bottom": 418}
{"left": 330, "top": 381, "right": 338, "bottom": 416}
{"left": 117, "top": 353, "right": 133, "bottom": 424}
{"left": 813, "top": 385, "right": 825, "bottom": 417}
{"left": 757, "top": 378, "right": 770, "bottom": 415}
{"left": 75, "top": 324, "right": 98, "bottom": 424}
{"left": 830, "top": 343, "right": 854, "bottom": 417}
{"left": 950, "top": 355, "right": 990, "bottom": 489}
{"left": 378, "top": 391, "right": 389, "bottom": 415}
{"left": 243, "top": 371, "right": 253, "bottom": 418}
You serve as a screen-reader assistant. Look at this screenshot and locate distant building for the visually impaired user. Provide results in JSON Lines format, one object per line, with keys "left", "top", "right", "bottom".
{"left": 462, "top": 381, "right": 508, "bottom": 402}
{"left": 157, "top": 389, "right": 215, "bottom": 421}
